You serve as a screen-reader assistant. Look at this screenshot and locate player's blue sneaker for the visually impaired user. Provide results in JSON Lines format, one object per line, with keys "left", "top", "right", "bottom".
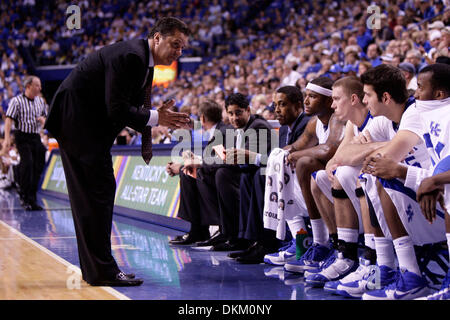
{"left": 305, "top": 252, "right": 358, "bottom": 288}
{"left": 283, "top": 243, "right": 332, "bottom": 273}
{"left": 264, "top": 239, "right": 296, "bottom": 265}
{"left": 323, "top": 280, "right": 341, "bottom": 293}
{"left": 417, "top": 270, "right": 450, "bottom": 300}
{"left": 303, "top": 250, "right": 336, "bottom": 278}
{"left": 335, "top": 263, "right": 397, "bottom": 299}
{"left": 362, "top": 268, "right": 429, "bottom": 300}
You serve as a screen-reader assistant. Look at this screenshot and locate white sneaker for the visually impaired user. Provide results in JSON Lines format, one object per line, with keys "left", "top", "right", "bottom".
{"left": 336, "top": 263, "right": 396, "bottom": 298}
{"left": 263, "top": 239, "right": 296, "bottom": 265}
{"left": 305, "top": 252, "right": 357, "bottom": 288}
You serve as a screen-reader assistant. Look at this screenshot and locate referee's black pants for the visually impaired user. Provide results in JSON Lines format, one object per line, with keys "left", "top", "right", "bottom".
{"left": 59, "top": 148, "right": 120, "bottom": 284}
{"left": 14, "top": 131, "right": 46, "bottom": 205}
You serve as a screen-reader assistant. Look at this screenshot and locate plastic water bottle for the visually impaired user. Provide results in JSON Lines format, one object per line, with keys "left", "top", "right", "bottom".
{"left": 296, "top": 228, "right": 308, "bottom": 259}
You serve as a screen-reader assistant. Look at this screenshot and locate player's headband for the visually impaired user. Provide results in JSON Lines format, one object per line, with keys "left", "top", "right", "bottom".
{"left": 306, "top": 83, "right": 332, "bottom": 97}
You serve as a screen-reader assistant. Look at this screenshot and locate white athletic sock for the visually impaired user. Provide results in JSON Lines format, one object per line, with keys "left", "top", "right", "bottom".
{"left": 310, "top": 218, "right": 329, "bottom": 246}
{"left": 337, "top": 227, "right": 359, "bottom": 243}
{"left": 393, "top": 236, "right": 421, "bottom": 276}
{"left": 446, "top": 233, "right": 450, "bottom": 262}
{"left": 364, "top": 233, "right": 375, "bottom": 250}
{"left": 374, "top": 237, "right": 396, "bottom": 269}
{"left": 286, "top": 216, "right": 307, "bottom": 239}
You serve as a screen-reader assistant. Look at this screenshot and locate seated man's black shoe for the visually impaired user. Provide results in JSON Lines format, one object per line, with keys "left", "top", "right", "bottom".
{"left": 227, "top": 241, "right": 256, "bottom": 259}
{"left": 90, "top": 272, "right": 143, "bottom": 287}
{"left": 169, "top": 233, "right": 189, "bottom": 244}
{"left": 170, "top": 232, "right": 208, "bottom": 245}
{"left": 212, "top": 239, "right": 250, "bottom": 252}
{"left": 236, "top": 243, "right": 271, "bottom": 264}
{"left": 196, "top": 232, "right": 227, "bottom": 247}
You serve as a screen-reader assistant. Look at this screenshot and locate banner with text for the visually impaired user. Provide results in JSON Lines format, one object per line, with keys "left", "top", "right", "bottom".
{"left": 41, "top": 153, "right": 181, "bottom": 218}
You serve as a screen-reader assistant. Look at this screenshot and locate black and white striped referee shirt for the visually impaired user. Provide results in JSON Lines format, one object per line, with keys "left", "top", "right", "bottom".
{"left": 6, "top": 94, "right": 48, "bottom": 134}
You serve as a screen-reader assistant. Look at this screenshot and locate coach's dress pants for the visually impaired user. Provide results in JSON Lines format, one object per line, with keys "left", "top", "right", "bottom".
{"left": 59, "top": 148, "right": 120, "bottom": 284}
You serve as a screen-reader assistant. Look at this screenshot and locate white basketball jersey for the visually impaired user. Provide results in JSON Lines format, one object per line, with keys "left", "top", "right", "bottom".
{"left": 316, "top": 118, "right": 330, "bottom": 144}
{"left": 365, "top": 111, "right": 431, "bottom": 169}
{"left": 415, "top": 98, "right": 450, "bottom": 167}
{"left": 353, "top": 111, "right": 373, "bottom": 137}
{"left": 415, "top": 97, "right": 450, "bottom": 213}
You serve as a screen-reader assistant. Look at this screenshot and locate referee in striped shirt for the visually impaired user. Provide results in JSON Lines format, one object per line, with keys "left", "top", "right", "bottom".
{"left": 3, "top": 76, "right": 48, "bottom": 210}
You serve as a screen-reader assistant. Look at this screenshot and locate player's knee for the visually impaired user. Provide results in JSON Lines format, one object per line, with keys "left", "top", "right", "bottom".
{"left": 296, "top": 156, "right": 315, "bottom": 176}
{"left": 331, "top": 176, "right": 343, "bottom": 189}
{"left": 310, "top": 176, "right": 320, "bottom": 196}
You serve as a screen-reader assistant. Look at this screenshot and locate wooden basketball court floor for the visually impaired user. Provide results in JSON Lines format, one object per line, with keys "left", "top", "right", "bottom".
{"left": 0, "top": 188, "right": 349, "bottom": 300}
{"left": 1, "top": 188, "right": 446, "bottom": 300}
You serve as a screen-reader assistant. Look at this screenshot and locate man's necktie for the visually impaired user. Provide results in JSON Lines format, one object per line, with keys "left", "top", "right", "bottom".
{"left": 141, "top": 68, "right": 154, "bottom": 165}
{"left": 236, "top": 129, "right": 244, "bottom": 150}
{"left": 286, "top": 128, "right": 291, "bottom": 146}
{"left": 203, "top": 130, "right": 211, "bottom": 142}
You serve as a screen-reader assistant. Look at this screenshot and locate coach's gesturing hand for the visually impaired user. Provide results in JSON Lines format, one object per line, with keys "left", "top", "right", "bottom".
{"left": 157, "top": 99, "right": 191, "bottom": 129}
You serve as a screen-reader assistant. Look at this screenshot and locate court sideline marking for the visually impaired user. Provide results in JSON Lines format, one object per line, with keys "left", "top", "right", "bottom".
{"left": 0, "top": 219, "right": 130, "bottom": 300}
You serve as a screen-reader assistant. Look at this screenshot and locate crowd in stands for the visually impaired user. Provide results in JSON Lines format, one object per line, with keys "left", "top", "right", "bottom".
{"left": 1, "top": 1, "right": 449, "bottom": 140}
{"left": 0, "top": 0, "right": 450, "bottom": 300}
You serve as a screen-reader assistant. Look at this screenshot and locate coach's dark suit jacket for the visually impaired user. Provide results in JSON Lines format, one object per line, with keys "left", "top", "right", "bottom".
{"left": 43, "top": 39, "right": 153, "bottom": 283}
{"left": 45, "top": 38, "right": 151, "bottom": 162}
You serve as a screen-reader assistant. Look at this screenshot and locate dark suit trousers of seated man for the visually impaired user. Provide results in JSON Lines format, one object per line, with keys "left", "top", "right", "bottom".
{"left": 175, "top": 169, "right": 221, "bottom": 244}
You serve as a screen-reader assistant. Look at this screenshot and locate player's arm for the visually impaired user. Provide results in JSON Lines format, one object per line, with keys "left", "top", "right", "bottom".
{"left": 417, "top": 171, "right": 449, "bottom": 223}
{"left": 417, "top": 171, "right": 450, "bottom": 199}
{"left": 328, "top": 126, "right": 387, "bottom": 167}
{"left": 287, "top": 117, "right": 318, "bottom": 153}
{"left": 2, "top": 98, "right": 18, "bottom": 154}
{"left": 372, "top": 130, "right": 422, "bottom": 162}
{"left": 326, "top": 121, "right": 357, "bottom": 165}
{"left": 288, "top": 114, "right": 345, "bottom": 165}
{"left": 362, "top": 129, "right": 429, "bottom": 183}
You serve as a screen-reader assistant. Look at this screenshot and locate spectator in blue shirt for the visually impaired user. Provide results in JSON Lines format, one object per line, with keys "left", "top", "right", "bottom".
{"left": 356, "top": 25, "right": 373, "bottom": 52}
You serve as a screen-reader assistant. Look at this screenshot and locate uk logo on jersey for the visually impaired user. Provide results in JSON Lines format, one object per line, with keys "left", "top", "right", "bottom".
{"left": 406, "top": 204, "right": 414, "bottom": 222}
{"left": 430, "top": 122, "right": 441, "bottom": 137}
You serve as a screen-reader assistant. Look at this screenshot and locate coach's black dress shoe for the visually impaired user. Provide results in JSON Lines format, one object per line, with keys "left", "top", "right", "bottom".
{"left": 90, "top": 272, "right": 143, "bottom": 287}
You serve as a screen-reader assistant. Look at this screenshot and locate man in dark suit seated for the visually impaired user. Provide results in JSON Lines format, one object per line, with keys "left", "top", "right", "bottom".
{"left": 229, "top": 86, "right": 311, "bottom": 263}
{"left": 166, "top": 99, "right": 233, "bottom": 245}
{"left": 193, "top": 93, "right": 273, "bottom": 251}
{"left": 44, "top": 17, "right": 191, "bottom": 286}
